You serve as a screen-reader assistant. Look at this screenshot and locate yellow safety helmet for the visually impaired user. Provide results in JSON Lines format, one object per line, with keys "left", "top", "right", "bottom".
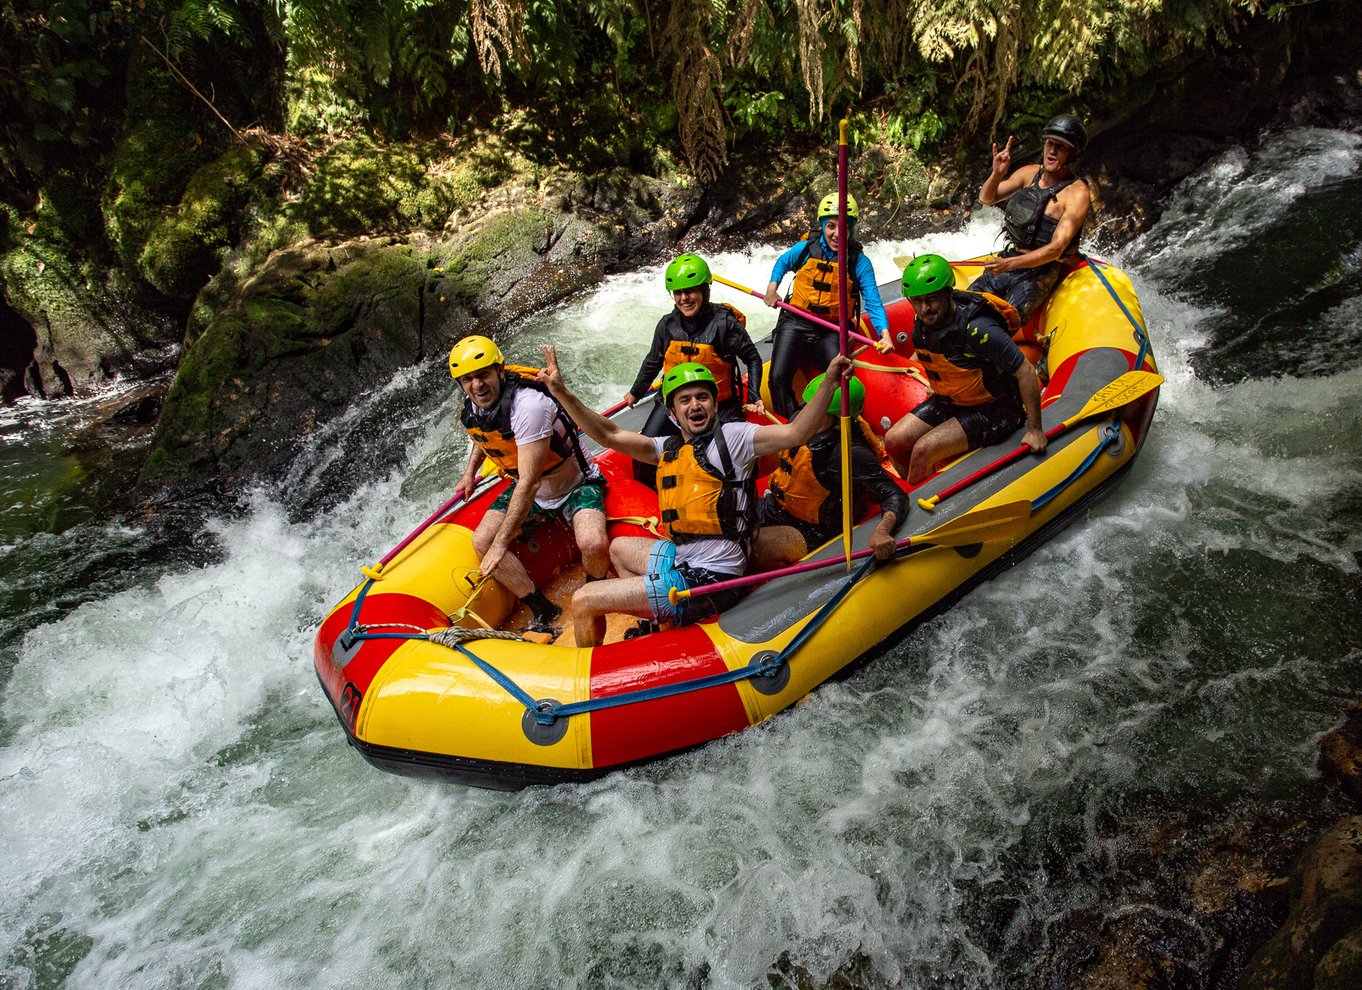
{"left": 448, "top": 335, "right": 504, "bottom": 379}
{"left": 817, "top": 193, "right": 858, "bottom": 219}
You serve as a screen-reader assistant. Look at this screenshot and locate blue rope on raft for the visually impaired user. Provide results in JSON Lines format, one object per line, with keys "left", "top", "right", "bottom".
{"left": 1033, "top": 422, "right": 1123, "bottom": 511}
{"left": 338, "top": 548, "right": 901, "bottom": 726}
{"left": 1081, "top": 252, "right": 1151, "bottom": 368}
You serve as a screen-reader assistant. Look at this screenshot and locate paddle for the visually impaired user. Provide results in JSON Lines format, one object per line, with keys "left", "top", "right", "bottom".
{"left": 668, "top": 499, "right": 1032, "bottom": 604}
{"left": 836, "top": 118, "right": 854, "bottom": 569}
{"left": 891, "top": 255, "right": 981, "bottom": 270}
{"left": 710, "top": 273, "right": 884, "bottom": 351}
{"left": 917, "top": 369, "right": 1164, "bottom": 511}
{"left": 362, "top": 491, "right": 467, "bottom": 580}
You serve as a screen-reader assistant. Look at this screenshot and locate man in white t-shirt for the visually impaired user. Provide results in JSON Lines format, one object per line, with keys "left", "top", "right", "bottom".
{"left": 539, "top": 345, "right": 852, "bottom": 647}
{"left": 450, "top": 336, "right": 610, "bottom": 634}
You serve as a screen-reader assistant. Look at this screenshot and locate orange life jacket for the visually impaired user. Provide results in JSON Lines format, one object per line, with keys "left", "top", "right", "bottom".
{"left": 766, "top": 418, "right": 882, "bottom": 528}
{"left": 914, "top": 292, "right": 1021, "bottom": 407}
{"left": 787, "top": 235, "right": 862, "bottom": 327}
{"left": 660, "top": 303, "right": 747, "bottom": 403}
{"left": 657, "top": 427, "right": 757, "bottom": 548}
{"left": 460, "top": 369, "right": 587, "bottom": 479}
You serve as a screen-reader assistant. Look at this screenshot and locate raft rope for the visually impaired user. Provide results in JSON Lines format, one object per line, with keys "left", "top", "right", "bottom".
{"left": 336, "top": 535, "right": 931, "bottom": 726}
{"left": 1081, "top": 253, "right": 1152, "bottom": 368}
{"left": 1021, "top": 255, "right": 1153, "bottom": 510}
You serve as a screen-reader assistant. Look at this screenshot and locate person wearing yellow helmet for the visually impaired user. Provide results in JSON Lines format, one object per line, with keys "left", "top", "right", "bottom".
{"left": 538, "top": 344, "right": 852, "bottom": 647}
{"left": 761, "top": 192, "right": 890, "bottom": 418}
{"left": 884, "top": 255, "right": 1046, "bottom": 485}
{"left": 449, "top": 334, "right": 610, "bottom": 634}
{"left": 754, "top": 373, "right": 907, "bottom": 570}
{"left": 623, "top": 252, "right": 765, "bottom": 443}
{"left": 970, "top": 115, "right": 1092, "bottom": 320}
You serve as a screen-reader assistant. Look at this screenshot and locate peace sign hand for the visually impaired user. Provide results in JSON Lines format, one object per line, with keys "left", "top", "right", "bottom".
{"left": 538, "top": 345, "right": 564, "bottom": 395}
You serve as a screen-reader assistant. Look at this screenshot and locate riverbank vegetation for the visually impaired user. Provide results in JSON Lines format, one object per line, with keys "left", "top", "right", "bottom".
{"left": 3, "top": 0, "right": 1296, "bottom": 203}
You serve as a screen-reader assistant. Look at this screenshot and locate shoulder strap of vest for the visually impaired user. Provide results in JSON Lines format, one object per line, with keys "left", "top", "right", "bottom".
{"left": 718, "top": 301, "right": 747, "bottom": 328}
{"left": 1031, "top": 171, "right": 1077, "bottom": 202}
{"left": 504, "top": 370, "right": 590, "bottom": 475}
{"left": 958, "top": 289, "right": 1022, "bottom": 332}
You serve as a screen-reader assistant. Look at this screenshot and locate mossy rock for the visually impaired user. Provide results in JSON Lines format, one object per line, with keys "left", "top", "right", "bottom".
{"left": 1, "top": 194, "right": 179, "bottom": 395}
{"left": 138, "top": 237, "right": 431, "bottom": 494}
{"left": 289, "top": 135, "right": 502, "bottom": 236}
{"left": 102, "top": 50, "right": 219, "bottom": 279}
{"left": 137, "top": 143, "right": 269, "bottom": 299}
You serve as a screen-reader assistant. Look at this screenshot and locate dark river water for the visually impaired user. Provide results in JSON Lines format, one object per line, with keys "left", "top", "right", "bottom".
{"left": 1, "top": 127, "right": 1360, "bottom": 989}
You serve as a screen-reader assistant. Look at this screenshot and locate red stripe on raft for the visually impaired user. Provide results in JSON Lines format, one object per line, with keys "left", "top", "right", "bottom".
{"left": 588, "top": 624, "right": 752, "bottom": 767}
{"left": 314, "top": 592, "right": 449, "bottom": 700}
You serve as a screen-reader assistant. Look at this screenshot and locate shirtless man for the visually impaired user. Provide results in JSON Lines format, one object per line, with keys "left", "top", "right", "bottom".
{"left": 969, "top": 114, "right": 1092, "bottom": 321}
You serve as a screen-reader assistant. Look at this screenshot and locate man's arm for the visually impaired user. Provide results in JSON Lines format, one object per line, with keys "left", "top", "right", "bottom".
{"left": 539, "top": 345, "right": 659, "bottom": 464}
{"left": 850, "top": 442, "right": 908, "bottom": 560}
{"left": 478, "top": 437, "right": 548, "bottom": 576}
{"left": 455, "top": 444, "right": 488, "bottom": 499}
{"left": 751, "top": 354, "right": 853, "bottom": 457}
{"left": 983, "top": 181, "right": 1091, "bottom": 273}
{"left": 978, "top": 138, "right": 1031, "bottom": 205}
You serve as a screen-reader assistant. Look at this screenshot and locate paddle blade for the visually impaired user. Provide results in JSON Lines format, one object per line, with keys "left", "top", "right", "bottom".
{"left": 911, "top": 500, "right": 1032, "bottom": 548}
{"left": 1069, "top": 370, "right": 1164, "bottom": 425}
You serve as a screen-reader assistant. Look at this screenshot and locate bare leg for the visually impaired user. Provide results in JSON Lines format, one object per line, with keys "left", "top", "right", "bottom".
{"left": 571, "top": 508, "right": 610, "bottom": 579}
{"left": 570, "top": 575, "right": 653, "bottom": 647}
{"left": 907, "top": 420, "right": 970, "bottom": 485}
{"left": 471, "top": 510, "right": 535, "bottom": 599}
{"left": 884, "top": 412, "right": 933, "bottom": 479}
{"left": 753, "top": 525, "right": 809, "bottom": 570}
{"left": 609, "top": 537, "right": 656, "bottom": 579}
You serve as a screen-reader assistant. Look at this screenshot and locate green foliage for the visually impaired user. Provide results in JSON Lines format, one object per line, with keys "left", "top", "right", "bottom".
{"left": 288, "top": 135, "right": 479, "bottom": 235}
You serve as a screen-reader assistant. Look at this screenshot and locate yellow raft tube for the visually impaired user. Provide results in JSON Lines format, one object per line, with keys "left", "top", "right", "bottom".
{"left": 314, "top": 255, "right": 1160, "bottom": 789}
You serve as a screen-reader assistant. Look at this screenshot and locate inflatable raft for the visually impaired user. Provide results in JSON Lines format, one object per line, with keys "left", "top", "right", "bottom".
{"left": 314, "top": 255, "right": 1160, "bottom": 789}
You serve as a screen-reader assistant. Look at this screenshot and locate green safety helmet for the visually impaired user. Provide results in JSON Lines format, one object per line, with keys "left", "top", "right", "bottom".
{"left": 665, "top": 253, "right": 712, "bottom": 292}
{"left": 818, "top": 193, "right": 858, "bottom": 219}
{"left": 448, "top": 335, "right": 504, "bottom": 379}
{"left": 901, "top": 254, "right": 954, "bottom": 298}
{"left": 802, "top": 373, "right": 866, "bottom": 418}
{"left": 661, "top": 362, "right": 718, "bottom": 406}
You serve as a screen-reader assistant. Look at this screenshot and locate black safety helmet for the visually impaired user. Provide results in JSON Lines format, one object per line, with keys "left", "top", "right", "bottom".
{"left": 1041, "top": 115, "right": 1087, "bottom": 154}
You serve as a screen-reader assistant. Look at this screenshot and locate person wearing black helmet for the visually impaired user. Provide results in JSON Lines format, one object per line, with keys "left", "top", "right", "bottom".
{"left": 969, "top": 114, "right": 1092, "bottom": 321}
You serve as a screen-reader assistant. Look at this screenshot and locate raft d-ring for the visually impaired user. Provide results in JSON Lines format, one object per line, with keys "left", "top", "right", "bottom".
{"left": 749, "top": 650, "right": 791, "bottom": 696}
{"left": 522, "top": 699, "right": 570, "bottom": 747}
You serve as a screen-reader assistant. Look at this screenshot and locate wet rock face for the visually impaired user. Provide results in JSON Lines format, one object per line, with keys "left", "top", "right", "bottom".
{"left": 134, "top": 176, "right": 685, "bottom": 507}
{"left": 1237, "top": 816, "right": 1362, "bottom": 990}
{"left": 1319, "top": 705, "right": 1362, "bottom": 806}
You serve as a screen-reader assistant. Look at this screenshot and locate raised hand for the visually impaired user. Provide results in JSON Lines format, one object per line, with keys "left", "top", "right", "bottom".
{"left": 991, "top": 136, "right": 1014, "bottom": 179}
{"left": 537, "top": 345, "right": 563, "bottom": 393}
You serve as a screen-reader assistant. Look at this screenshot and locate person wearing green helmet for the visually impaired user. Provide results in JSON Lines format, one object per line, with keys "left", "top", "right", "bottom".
{"left": 449, "top": 334, "right": 610, "bottom": 635}
{"left": 970, "top": 115, "right": 1092, "bottom": 320}
{"left": 754, "top": 373, "right": 908, "bottom": 570}
{"left": 623, "top": 253, "right": 764, "bottom": 442}
{"left": 761, "top": 192, "right": 891, "bottom": 418}
{"left": 885, "top": 255, "right": 1046, "bottom": 485}
{"left": 538, "top": 344, "right": 852, "bottom": 646}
